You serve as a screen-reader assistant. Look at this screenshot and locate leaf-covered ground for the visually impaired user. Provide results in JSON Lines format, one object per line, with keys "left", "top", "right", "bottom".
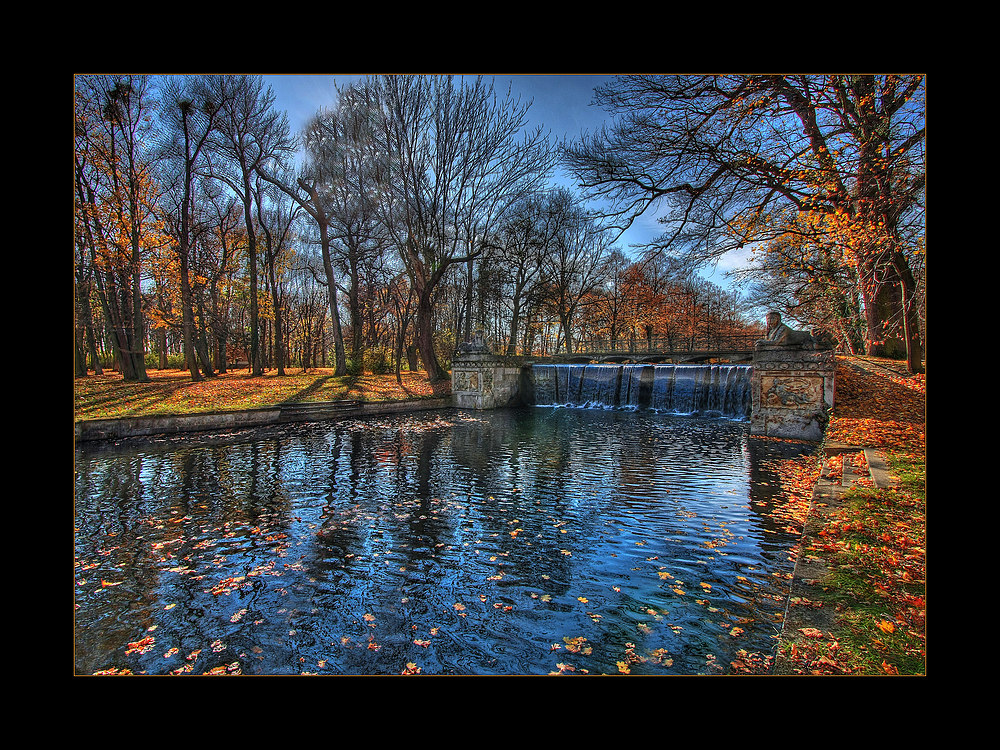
{"left": 825, "top": 357, "right": 926, "bottom": 453}
{"left": 771, "top": 356, "right": 926, "bottom": 676}
{"left": 74, "top": 368, "right": 452, "bottom": 421}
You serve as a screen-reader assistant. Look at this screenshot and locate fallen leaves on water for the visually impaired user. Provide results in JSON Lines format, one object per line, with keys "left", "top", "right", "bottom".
{"left": 125, "top": 636, "right": 155, "bottom": 655}
{"left": 204, "top": 662, "right": 241, "bottom": 675}
{"left": 729, "top": 650, "right": 773, "bottom": 674}
{"left": 563, "top": 636, "right": 592, "bottom": 655}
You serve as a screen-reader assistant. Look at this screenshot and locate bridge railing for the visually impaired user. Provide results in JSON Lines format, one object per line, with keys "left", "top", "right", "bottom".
{"left": 523, "top": 332, "right": 764, "bottom": 358}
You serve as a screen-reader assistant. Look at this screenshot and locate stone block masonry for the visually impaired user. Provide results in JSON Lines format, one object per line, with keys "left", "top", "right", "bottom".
{"left": 451, "top": 337, "right": 836, "bottom": 444}
{"left": 750, "top": 343, "right": 835, "bottom": 442}
{"left": 451, "top": 351, "right": 523, "bottom": 410}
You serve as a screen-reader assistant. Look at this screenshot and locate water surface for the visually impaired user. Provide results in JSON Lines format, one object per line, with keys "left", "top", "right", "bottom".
{"left": 74, "top": 407, "right": 811, "bottom": 676}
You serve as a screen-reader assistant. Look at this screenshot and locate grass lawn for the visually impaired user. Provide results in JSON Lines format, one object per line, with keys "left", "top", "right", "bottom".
{"left": 74, "top": 367, "right": 452, "bottom": 421}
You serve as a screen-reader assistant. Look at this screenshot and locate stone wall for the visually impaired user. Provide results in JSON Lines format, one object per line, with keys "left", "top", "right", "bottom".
{"left": 451, "top": 353, "right": 524, "bottom": 410}
{"left": 451, "top": 339, "right": 837, "bottom": 445}
{"left": 75, "top": 397, "right": 453, "bottom": 443}
{"left": 750, "top": 343, "right": 835, "bottom": 442}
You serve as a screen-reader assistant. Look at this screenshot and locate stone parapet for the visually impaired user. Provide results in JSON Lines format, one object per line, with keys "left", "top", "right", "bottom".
{"left": 452, "top": 352, "right": 524, "bottom": 410}
{"left": 750, "top": 343, "right": 835, "bottom": 442}
{"left": 75, "top": 397, "right": 453, "bottom": 443}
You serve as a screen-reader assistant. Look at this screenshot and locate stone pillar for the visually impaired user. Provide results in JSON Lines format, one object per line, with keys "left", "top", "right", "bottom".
{"left": 751, "top": 342, "right": 835, "bottom": 442}
{"left": 451, "top": 330, "right": 523, "bottom": 410}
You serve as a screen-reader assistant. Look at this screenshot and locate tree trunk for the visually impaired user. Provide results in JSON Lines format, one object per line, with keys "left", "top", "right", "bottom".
{"left": 178, "top": 248, "right": 202, "bottom": 381}
{"left": 894, "top": 255, "right": 924, "bottom": 374}
{"left": 156, "top": 328, "right": 167, "bottom": 370}
{"left": 859, "top": 255, "right": 923, "bottom": 372}
{"left": 247, "top": 220, "right": 262, "bottom": 375}
{"left": 320, "top": 235, "right": 347, "bottom": 377}
{"left": 506, "top": 295, "right": 522, "bottom": 356}
{"left": 415, "top": 291, "right": 441, "bottom": 380}
{"left": 348, "top": 267, "right": 364, "bottom": 371}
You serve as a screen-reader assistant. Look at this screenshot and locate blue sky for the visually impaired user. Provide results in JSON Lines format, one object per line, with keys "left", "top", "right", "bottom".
{"left": 264, "top": 74, "right": 748, "bottom": 288}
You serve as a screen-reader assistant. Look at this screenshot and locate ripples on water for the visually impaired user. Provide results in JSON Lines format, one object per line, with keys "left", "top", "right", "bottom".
{"left": 74, "top": 407, "right": 812, "bottom": 676}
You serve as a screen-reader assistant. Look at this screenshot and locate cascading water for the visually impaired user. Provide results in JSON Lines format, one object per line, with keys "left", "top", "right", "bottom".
{"left": 527, "top": 363, "right": 752, "bottom": 418}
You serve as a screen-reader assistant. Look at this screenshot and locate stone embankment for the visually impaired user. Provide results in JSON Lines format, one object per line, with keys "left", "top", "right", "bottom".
{"left": 772, "top": 439, "right": 896, "bottom": 674}
{"left": 74, "top": 397, "right": 453, "bottom": 443}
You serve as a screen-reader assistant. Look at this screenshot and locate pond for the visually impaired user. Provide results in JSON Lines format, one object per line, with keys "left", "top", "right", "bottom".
{"left": 74, "top": 406, "right": 814, "bottom": 676}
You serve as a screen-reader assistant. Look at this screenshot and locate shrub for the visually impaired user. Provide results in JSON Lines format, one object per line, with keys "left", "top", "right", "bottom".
{"left": 365, "top": 348, "right": 392, "bottom": 375}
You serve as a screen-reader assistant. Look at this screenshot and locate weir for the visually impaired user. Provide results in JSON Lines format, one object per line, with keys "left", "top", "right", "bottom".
{"left": 452, "top": 319, "right": 835, "bottom": 441}
{"left": 522, "top": 363, "right": 752, "bottom": 418}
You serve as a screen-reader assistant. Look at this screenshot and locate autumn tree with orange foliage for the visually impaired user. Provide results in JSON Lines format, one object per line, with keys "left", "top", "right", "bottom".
{"left": 563, "top": 74, "right": 925, "bottom": 373}
{"left": 578, "top": 251, "right": 759, "bottom": 353}
{"left": 75, "top": 75, "right": 169, "bottom": 382}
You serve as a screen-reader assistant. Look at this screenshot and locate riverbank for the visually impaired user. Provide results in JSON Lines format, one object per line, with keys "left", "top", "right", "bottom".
{"left": 769, "top": 356, "right": 926, "bottom": 676}
{"left": 74, "top": 368, "right": 452, "bottom": 423}
{"left": 75, "top": 369, "right": 453, "bottom": 443}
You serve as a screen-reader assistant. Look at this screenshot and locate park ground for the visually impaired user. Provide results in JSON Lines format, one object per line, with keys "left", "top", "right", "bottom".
{"left": 763, "top": 356, "right": 926, "bottom": 676}
{"left": 74, "top": 367, "right": 452, "bottom": 421}
{"left": 74, "top": 356, "right": 926, "bottom": 676}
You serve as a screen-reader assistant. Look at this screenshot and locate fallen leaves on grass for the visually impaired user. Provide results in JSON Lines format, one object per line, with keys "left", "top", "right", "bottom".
{"left": 75, "top": 368, "right": 451, "bottom": 421}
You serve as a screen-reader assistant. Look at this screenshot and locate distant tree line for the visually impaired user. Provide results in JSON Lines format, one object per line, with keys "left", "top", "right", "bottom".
{"left": 77, "top": 74, "right": 919, "bottom": 383}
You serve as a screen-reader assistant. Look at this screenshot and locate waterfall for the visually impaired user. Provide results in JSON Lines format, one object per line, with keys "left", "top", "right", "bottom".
{"left": 527, "top": 363, "right": 751, "bottom": 418}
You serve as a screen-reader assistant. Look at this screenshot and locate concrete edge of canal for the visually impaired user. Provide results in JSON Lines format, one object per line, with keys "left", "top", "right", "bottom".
{"left": 74, "top": 397, "right": 454, "bottom": 443}
{"left": 772, "top": 440, "right": 895, "bottom": 675}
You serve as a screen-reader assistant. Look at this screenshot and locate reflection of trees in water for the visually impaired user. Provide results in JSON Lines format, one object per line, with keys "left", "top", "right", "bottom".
{"left": 308, "top": 421, "right": 459, "bottom": 591}
{"left": 75, "top": 436, "right": 304, "bottom": 674}
{"left": 76, "top": 410, "right": 815, "bottom": 675}
{"left": 745, "top": 436, "right": 816, "bottom": 549}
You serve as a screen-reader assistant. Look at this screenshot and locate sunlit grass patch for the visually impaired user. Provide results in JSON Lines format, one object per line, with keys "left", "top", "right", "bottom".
{"left": 74, "top": 368, "right": 451, "bottom": 421}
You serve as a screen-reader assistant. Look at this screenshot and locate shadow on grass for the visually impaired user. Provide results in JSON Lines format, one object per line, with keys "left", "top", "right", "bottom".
{"left": 75, "top": 377, "right": 201, "bottom": 418}
{"left": 281, "top": 375, "right": 338, "bottom": 404}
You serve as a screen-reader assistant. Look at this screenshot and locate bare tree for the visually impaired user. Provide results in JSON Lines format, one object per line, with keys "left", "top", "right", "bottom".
{"left": 296, "top": 92, "right": 391, "bottom": 372}
{"left": 255, "top": 178, "right": 302, "bottom": 376}
{"left": 353, "top": 75, "right": 556, "bottom": 379}
{"left": 203, "top": 75, "right": 294, "bottom": 376}
{"left": 255, "top": 158, "right": 350, "bottom": 377}
{"left": 158, "top": 74, "right": 232, "bottom": 380}
{"left": 495, "top": 189, "right": 571, "bottom": 354}
{"left": 542, "top": 192, "right": 612, "bottom": 354}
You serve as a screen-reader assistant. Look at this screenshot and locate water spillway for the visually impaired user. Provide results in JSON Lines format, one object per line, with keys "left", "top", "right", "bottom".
{"left": 525, "top": 363, "right": 752, "bottom": 418}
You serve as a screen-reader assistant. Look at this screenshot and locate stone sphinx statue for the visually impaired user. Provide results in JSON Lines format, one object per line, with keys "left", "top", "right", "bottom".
{"left": 455, "top": 328, "right": 491, "bottom": 356}
{"left": 759, "top": 311, "right": 818, "bottom": 348}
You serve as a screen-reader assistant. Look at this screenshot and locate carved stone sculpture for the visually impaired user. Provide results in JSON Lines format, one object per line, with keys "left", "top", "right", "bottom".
{"left": 759, "top": 311, "right": 816, "bottom": 348}
{"left": 455, "top": 328, "right": 490, "bottom": 356}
